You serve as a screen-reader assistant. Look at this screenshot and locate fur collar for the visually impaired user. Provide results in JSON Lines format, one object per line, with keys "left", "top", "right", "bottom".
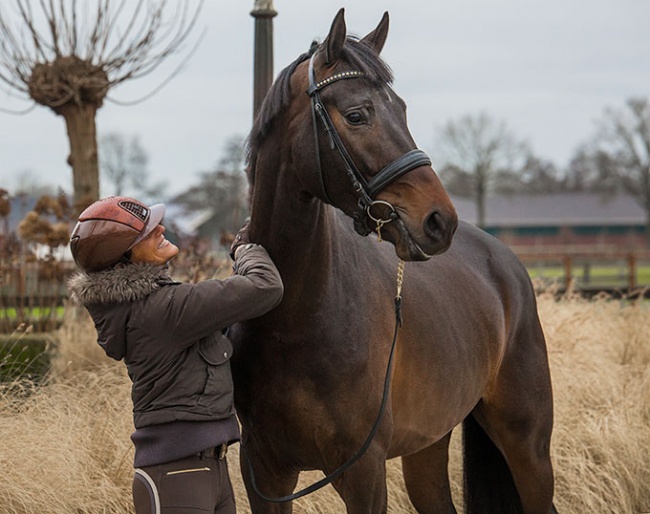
{"left": 68, "top": 263, "right": 173, "bottom": 305}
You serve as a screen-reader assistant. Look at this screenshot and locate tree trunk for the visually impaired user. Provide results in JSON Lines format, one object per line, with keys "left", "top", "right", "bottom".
{"left": 476, "top": 181, "right": 486, "bottom": 229}
{"left": 57, "top": 104, "right": 100, "bottom": 215}
{"left": 641, "top": 163, "right": 650, "bottom": 248}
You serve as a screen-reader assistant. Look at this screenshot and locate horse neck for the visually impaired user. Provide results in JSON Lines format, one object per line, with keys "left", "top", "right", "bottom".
{"left": 248, "top": 142, "right": 335, "bottom": 305}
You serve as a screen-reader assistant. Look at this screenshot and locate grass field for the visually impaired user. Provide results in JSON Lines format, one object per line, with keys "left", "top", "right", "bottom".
{"left": 0, "top": 294, "right": 649, "bottom": 513}
{"left": 526, "top": 262, "right": 650, "bottom": 289}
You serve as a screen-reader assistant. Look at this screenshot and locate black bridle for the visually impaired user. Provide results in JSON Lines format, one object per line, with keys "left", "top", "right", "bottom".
{"left": 306, "top": 53, "right": 432, "bottom": 236}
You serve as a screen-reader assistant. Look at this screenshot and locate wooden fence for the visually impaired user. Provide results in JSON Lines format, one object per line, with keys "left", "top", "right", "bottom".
{"left": 513, "top": 246, "right": 650, "bottom": 297}
{"left": 0, "top": 252, "right": 231, "bottom": 333}
{"left": 1, "top": 246, "right": 648, "bottom": 334}
{"left": 0, "top": 260, "right": 73, "bottom": 332}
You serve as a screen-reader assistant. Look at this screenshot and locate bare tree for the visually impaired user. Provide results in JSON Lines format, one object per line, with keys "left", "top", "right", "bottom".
{"left": 0, "top": 0, "right": 202, "bottom": 213}
{"left": 565, "top": 147, "right": 619, "bottom": 193}
{"left": 13, "top": 170, "right": 58, "bottom": 197}
{"left": 570, "top": 97, "right": 650, "bottom": 243}
{"left": 99, "top": 132, "right": 150, "bottom": 194}
{"left": 172, "top": 135, "right": 247, "bottom": 242}
{"left": 174, "top": 135, "right": 246, "bottom": 212}
{"left": 436, "top": 112, "right": 529, "bottom": 228}
{"left": 100, "top": 131, "right": 167, "bottom": 202}
{"left": 514, "top": 155, "right": 563, "bottom": 194}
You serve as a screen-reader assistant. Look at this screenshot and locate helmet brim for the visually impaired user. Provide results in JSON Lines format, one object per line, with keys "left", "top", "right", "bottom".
{"left": 128, "top": 203, "right": 166, "bottom": 250}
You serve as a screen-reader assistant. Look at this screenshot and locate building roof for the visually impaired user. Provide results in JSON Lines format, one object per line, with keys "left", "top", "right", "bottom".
{"left": 4, "top": 193, "right": 646, "bottom": 234}
{"left": 451, "top": 193, "right": 646, "bottom": 228}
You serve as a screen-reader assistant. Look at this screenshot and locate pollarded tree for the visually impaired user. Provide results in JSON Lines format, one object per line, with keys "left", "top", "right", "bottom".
{"left": 0, "top": 0, "right": 202, "bottom": 213}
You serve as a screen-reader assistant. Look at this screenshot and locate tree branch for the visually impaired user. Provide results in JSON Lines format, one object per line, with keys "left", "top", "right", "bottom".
{"left": 0, "top": 0, "right": 203, "bottom": 105}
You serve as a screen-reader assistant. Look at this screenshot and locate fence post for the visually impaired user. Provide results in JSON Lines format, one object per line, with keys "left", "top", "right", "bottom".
{"left": 628, "top": 254, "right": 637, "bottom": 290}
{"left": 563, "top": 255, "right": 572, "bottom": 290}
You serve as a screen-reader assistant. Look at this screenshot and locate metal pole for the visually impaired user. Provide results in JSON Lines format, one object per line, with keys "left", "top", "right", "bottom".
{"left": 251, "top": 0, "right": 277, "bottom": 121}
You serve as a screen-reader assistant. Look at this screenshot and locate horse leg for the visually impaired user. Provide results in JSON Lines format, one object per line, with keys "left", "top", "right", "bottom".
{"left": 330, "top": 445, "right": 389, "bottom": 514}
{"left": 467, "top": 404, "right": 555, "bottom": 514}
{"left": 466, "top": 325, "right": 556, "bottom": 514}
{"left": 239, "top": 444, "right": 299, "bottom": 514}
{"left": 401, "top": 432, "right": 457, "bottom": 514}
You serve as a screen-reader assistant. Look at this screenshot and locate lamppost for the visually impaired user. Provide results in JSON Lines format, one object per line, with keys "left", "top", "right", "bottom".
{"left": 251, "top": 0, "right": 277, "bottom": 120}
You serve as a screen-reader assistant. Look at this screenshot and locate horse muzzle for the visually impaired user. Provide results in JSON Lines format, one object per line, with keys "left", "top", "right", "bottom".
{"left": 395, "top": 209, "right": 457, "bottom": 261}
{"left": 364, "top": 200, "right": 457, "bottom": 261}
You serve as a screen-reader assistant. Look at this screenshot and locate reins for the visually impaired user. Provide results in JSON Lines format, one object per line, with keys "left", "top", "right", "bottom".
{"left": 242, "top": 258, "right": 405, "bottom": 503}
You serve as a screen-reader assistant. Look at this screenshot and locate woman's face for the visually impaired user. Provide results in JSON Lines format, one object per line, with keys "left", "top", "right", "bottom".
{"left": 130, "top": 224, "right": 179, "bottom": 265}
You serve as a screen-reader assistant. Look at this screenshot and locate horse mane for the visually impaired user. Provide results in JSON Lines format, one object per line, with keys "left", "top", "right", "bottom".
{"left": 245, "top": 36, "right": 395, "bottom": 189}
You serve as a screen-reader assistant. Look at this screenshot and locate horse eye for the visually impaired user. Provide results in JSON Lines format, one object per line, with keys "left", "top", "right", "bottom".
{"left": 345, "top": 112, "right": 364, "bottom": 125}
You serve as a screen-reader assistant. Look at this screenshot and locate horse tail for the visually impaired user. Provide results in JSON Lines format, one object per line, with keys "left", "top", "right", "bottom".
{"left": 462, "top": 414, "right": 523, "bottom": 514}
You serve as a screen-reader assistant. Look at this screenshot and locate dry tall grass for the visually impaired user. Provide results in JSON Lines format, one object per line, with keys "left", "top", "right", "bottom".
{"left": 0, "top": 294, "right": 648, "bottom": 513}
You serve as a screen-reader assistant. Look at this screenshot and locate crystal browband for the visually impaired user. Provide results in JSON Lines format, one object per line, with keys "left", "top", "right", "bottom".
{"left": 312, "top": 71, "right": 365, "bottom": 92}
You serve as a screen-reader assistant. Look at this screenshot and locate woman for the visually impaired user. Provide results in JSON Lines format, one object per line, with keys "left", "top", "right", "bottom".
{"left": 68, "top": 196, "right": 283, "bottom": 514}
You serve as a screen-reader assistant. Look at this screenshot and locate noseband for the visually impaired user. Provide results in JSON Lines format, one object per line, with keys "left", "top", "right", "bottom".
{"left": 306, "top": 53, "right": 432, "bottom": 236}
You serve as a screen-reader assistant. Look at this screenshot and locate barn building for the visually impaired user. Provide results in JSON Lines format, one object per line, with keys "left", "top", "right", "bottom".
{"left": 451, "top": 193, "right": 648, "bottom": 252}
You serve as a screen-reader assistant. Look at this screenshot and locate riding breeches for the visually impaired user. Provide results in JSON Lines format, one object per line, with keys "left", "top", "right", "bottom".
{"left": 132, "top": 447, "right": 236, "bottom": 514}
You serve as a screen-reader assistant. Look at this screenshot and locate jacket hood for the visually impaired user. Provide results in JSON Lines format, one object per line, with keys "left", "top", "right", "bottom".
{"left": 68, "top": 263, "right": 173, "bottom": 361}
{"left": 68, "top": 263, "right": 172, "bottom": 306}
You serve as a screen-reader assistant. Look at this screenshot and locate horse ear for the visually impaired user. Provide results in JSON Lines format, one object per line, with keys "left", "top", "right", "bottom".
{"left": 360, "top": 11, "right": 389, "bottom": 55}
{"left": 324, "top": 8, "right": 347, "bottom": 65}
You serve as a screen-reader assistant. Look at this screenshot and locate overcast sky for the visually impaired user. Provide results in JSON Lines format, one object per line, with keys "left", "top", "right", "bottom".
{"left": 1, "top": 0, "right": 649, "bottom": 199}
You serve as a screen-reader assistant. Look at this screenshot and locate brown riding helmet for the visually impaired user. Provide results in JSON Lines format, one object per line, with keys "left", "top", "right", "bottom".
{"left": 70, "top": 196, "right": 166, "bottom": 272}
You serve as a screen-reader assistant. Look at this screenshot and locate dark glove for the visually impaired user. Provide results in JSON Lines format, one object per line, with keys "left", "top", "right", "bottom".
{"left": 229, "top": 222, "right": 251, "bottom": 260}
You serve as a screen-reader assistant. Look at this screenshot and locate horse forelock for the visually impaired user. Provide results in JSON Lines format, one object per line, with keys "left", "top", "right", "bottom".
{"left": 341, "top": 37, "right": 394, "bottom": 87}
{"left": 245, "top": 37, "right": 393, "bottom": 188}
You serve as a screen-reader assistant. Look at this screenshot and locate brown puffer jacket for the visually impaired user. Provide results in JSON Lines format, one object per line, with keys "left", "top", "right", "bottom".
{"left": 68, "top": 245, "right": 283, "bottom": 428}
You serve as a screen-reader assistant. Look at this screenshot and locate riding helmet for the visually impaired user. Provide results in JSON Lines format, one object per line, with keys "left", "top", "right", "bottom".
{"left": 69, "top": 196, "right": 166, "bottom": 272}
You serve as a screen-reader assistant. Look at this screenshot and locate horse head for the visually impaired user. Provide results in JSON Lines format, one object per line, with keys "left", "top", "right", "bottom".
{"left": 296, "top": 9, "right": 458, "bottom": 260}
{"left": 248, "top": 8, "right": 458, "bottom": 261}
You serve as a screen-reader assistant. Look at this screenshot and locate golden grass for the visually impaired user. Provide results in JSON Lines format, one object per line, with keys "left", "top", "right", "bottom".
{"left": 0, "top": 295, "right": 648, "bottom": 513}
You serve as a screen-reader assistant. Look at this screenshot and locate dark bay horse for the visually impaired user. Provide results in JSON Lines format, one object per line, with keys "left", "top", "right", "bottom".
{"left": 229, "top": 9, "right": 558, "bottom": 514}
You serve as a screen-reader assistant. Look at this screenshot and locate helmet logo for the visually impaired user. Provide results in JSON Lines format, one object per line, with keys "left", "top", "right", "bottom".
{"left": 119, "top": 201, "right": 149, "bottom": 222}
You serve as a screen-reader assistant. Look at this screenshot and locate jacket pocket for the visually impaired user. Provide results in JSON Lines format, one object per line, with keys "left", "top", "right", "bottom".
{"left": 198, "top": 334, "right": 233, "bottom": 365}
{"left": 197, "top": 335, "right": 235, "bottom": 416}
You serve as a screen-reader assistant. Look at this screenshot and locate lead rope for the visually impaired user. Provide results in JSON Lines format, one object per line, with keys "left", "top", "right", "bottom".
{"left": 242, "top": 250, "right": 405, "bottom": 503}
{"left": 395, "top": 259, "right": 404, "bottom": 327}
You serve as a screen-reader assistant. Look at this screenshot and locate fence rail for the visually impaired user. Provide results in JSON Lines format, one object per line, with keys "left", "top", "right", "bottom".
{"left": 513, "top": 246, "right": 650, "bottom": 297}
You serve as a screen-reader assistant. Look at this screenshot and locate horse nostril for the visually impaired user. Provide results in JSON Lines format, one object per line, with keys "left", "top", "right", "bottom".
{"left": 424, "top": 211, "right": 445, "bottom": 240}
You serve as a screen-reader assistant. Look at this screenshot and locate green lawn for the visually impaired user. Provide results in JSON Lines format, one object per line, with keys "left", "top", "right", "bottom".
{"left": 0, "top": 306, "right": 66, "bottom": 319}
{"left": 526, "top": 263, "right": 650, "bottom": 289}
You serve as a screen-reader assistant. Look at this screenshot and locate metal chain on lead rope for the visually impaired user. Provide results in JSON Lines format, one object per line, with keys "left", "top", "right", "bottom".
{"left": 371, "top": 213, "right": 405, "bottom": 327}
